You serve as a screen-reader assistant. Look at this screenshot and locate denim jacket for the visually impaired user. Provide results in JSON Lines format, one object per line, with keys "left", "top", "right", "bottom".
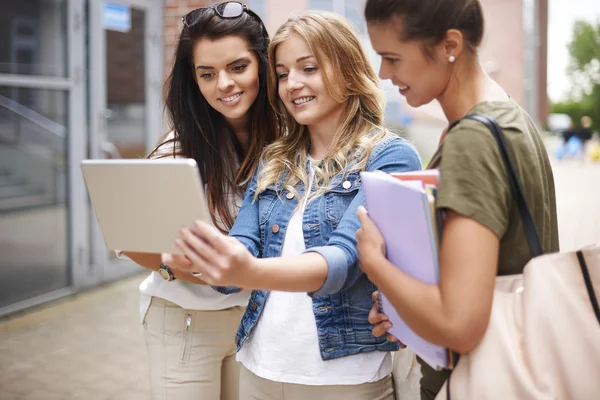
{"left": 218, "top": 134, "right": 422, "bottom": 360}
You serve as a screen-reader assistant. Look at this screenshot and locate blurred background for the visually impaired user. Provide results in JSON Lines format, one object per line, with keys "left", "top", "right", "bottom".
{"left": 0, "top": 1, "right": 599, "bottom": 399}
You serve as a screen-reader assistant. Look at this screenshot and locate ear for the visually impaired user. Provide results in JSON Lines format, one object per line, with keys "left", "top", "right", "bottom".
{"left": 435, "top": 29, "right": 464, "bottom": 63}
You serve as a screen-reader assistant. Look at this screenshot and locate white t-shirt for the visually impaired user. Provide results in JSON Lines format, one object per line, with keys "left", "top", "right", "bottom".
{"left": 237, "top": 165, "right": 392, "bottom": 385}
{"left": 122, "top": 133, "right": 250, "bottom": 321}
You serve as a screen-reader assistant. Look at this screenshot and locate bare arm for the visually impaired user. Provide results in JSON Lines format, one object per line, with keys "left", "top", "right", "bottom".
{"left": 357, "top": 208, "right": 498, "bottom": 354}
{"left": 245, "top": 253, "right": 328, "bottom": 292}
{"left": 122, "top": 251, "right": 208, "bottom": 285}
{"left": 122, "top": 251, "right": 161, "bottom": 271}
{"left": 358, "top": 122, "right": 511, "bottom": 353}
{"left": 175, "top": 226, "right": 327, "bottom": 291}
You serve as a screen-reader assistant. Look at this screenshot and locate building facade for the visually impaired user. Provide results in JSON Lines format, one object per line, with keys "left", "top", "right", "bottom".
{"left": 0, "top": 0, "right": 548, "bottom": 315}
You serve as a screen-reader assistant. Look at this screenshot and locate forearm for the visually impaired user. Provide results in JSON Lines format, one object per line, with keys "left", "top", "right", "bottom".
{"left": 122, "top": 251, "right": 161, "bottom": 271}
{"left": 366, "top": 255, "right": 459, "bottom": 350}
{"left": 247, "top": 253, "right": 328, "bottom": 292}
{"left": 358, "top": 211, "right": 498, "bottom": 353}
{"left": 123, "top": 251, "right": 208, "bottom": 285}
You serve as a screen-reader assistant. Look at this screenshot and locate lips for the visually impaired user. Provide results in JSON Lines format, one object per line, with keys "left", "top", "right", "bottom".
{"left": 292, "top": 96, "right": 315, "bottom": 105}
{"left": 398, "top": 85, "right": 410, "bottom": 96}
{"left": 219, "top": 92, "right": 243, "bottom": 103}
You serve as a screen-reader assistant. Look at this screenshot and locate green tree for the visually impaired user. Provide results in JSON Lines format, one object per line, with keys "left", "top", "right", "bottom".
{"left": 551, "top": 20, "right": 600, "bottom": 131}
{"left": 568, "top": 20, "right": 600, "bottom": 87}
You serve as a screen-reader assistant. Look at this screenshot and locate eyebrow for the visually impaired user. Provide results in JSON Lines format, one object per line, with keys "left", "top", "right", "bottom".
{"left": 377, "top": 52, "right": 400, "bottom": 57}
{"left": 275, "top": 54, "right": 315, "bottom": 68}
{"left": 196, "top": 57, "right": 251, "bottom": 70}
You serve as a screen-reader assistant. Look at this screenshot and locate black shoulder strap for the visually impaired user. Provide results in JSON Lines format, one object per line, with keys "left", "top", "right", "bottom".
{"left": 450, "top": 114, "right": 544, "bottom": 258}
{"left": 445, "top": 113, "right": 545, "bottom": 400}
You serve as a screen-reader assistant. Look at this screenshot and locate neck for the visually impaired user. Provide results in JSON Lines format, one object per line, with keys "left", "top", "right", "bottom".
{"left": 307, "top": 109, "right": 344, "bottom": 161}
{"left": 226, "top": 114, "right": 251, "bottom": 154}
{"left": 437, "top": 56, "right": 509, "bottom": 124}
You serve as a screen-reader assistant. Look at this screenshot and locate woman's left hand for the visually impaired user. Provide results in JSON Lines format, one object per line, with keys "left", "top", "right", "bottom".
{"left": 369, "top": 291, "right": 405, "bottom": 347}
{"left": 356, "top": 205, "right": 387, "bottom": 276}
{"left": 175, "top": 220, "right": 257, "bottom": 287}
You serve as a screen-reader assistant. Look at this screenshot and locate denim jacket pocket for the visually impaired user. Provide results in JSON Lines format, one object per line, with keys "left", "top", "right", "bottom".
{"left": 325, "top": 172, "right": 361, "bottom": 229}
{"left": 258, "top": 184, "right": 281, "bottom": 226}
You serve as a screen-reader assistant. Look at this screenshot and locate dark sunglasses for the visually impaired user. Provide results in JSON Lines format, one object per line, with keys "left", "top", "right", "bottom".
{"left": 182, "top": 1, "right": 264, "bottom": 28}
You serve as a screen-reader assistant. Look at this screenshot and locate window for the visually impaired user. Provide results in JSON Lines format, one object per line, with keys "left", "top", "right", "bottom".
{"left": 0, "top": 86, "right": 70, "bottom": 308}
{"left": 0, "top": 0, "right": 68, "bottom": 77}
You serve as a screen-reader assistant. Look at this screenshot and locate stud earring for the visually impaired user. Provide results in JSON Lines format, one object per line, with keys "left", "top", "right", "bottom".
{"left": 449, "top": 55, "right": 456, "bottom": 63}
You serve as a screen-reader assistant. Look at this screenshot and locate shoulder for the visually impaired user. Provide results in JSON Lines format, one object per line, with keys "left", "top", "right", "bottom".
{"left": 445, "top": 118, "right": 497, "bottom": 149}
{"left": 367, "top": 132, "right": 421, "bottom": 169}
{"left": 440, "top": 118, "right": 503, "bottom": 178}
{"left": 150, "top": 131, "right": 181, "bottom": 159}
{"left": 445, "top": 100, "right": 537, "bottom": 157}
{"left": 451, "top": 100, "right": 535, "bottom": 140}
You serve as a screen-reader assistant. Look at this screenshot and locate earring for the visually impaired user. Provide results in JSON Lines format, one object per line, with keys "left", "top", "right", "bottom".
{"left": 449, "top": 55, "right": 456, "bottom": 63}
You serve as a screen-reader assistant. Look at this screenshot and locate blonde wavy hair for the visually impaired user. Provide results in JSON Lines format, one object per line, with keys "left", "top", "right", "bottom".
{"left": 255, "top": 11, "right": 388, "bottom": 201}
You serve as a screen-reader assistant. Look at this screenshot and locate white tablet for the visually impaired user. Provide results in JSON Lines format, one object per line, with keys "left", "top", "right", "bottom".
{"left": 81, "top": 158, "right": 210, "bottom": 255}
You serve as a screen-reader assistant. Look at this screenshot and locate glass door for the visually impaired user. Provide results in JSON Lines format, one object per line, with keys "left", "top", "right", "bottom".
{"left": 0, "top": 0, "right": 87, "bottom": 315}
{"left": 88, "top": 0, "right": 163, "bottom": 282}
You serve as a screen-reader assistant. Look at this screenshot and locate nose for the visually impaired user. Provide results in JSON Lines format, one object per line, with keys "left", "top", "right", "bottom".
{"left": 286, "top": 71, "right": 304, "bottom": 92}
{"left": 217, "top": 72, "right": 234, "bottom": 91}
{"left": 378, "top": 62, "right": 391, "bottom": 81}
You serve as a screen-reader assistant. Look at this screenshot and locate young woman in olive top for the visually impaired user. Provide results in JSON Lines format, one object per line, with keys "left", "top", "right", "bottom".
{"left": 356, "top": 0, "right": 559, "bottom": 398}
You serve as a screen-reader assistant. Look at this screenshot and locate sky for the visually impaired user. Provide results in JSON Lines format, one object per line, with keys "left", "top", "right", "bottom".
{"left": 547, "top": 0, "right": 600, "bottom": 101}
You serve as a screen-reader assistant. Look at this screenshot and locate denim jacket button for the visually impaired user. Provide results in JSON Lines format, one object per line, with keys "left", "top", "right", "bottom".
{"left": 286, "top": 192, "right": 294, "bottom": 200}
{"left": 342, "top": 180, "right": 352, "bottom": 189}
{"left": 271, "top": 224, "right": 280, "bottom": 233}
{"left": 252, "top": 302, "right": 258, "bottom": 311}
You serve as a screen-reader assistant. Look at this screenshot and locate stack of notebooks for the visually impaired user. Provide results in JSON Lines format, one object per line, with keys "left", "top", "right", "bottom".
{"left": 360, "top": 169, "right": 456, "bottom": 371}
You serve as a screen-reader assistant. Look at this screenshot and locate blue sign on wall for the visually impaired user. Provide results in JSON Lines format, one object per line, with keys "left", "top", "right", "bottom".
{"left": 104, "top": 3, "right": 131, "bottom": 33}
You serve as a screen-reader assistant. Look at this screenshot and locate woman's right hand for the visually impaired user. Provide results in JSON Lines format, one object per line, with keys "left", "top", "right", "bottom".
{"left": 370, "top": 291, "right": 405, "bottom": 346}
{"left": 161, "top": 253, "right": 207, "bottom": 284}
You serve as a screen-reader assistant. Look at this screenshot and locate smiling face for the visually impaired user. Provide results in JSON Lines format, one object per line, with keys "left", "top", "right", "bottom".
{"left": 274, "top": 33, "right": 344, "bottom": 132}
{"left": 367, "top": 21, "right": 451, "bottom": 108}
{"left": 193, "top": 35, "right": 260, "bottom": 126}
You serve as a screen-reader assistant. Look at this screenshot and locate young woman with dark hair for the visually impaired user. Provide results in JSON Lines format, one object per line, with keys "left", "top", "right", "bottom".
{"left": 356, "top": 1, "right": 558, "bottom": 398}
{"left": 119, "top": 2, "right": 277, "bottom": 399}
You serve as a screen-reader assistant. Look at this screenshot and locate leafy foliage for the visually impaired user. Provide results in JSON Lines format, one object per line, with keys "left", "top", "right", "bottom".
{"left": 551, "top": 20, "right": 600, "bottom": 131}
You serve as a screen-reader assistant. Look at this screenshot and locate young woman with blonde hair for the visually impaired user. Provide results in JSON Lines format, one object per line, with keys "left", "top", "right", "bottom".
{"left": 171, "top": 10, "right": 421, "bottom": 400}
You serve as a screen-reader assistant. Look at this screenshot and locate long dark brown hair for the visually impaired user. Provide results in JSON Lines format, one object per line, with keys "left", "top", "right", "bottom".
{"left": 364, "top": 0, "right": 484, "bottom": 55}
{"left": 151, "top": 7, "right": 277, "bottom": 232}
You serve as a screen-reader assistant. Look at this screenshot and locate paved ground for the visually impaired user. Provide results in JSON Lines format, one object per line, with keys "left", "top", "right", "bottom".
{"left": 0, "top": 277, "right": 150, "bottom": 399}
{"left": 0, "top": 152, "right": 599, "bottom": 400}
{"left": 552, "top": 158, "right": 600, "bottom": 251}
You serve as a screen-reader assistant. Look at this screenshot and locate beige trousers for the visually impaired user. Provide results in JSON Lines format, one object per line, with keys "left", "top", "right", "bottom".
{"left": 239, "top": 365, "right": 395, "bottom": 400}
{"left": 143, "top": 297, "right": 245, "bottom": 400}
{"left": 391, "top": 349, "right": 421, "bottom": 400}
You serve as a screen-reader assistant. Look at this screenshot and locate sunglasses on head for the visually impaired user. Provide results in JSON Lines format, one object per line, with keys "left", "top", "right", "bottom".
{"left": 182, "top": 1, "right": 265, "bottom": 28}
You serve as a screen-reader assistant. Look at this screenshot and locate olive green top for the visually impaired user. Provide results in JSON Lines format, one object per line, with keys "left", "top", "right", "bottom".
{"left": 419, "top": 100, "right": 559, "bottom": 399}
